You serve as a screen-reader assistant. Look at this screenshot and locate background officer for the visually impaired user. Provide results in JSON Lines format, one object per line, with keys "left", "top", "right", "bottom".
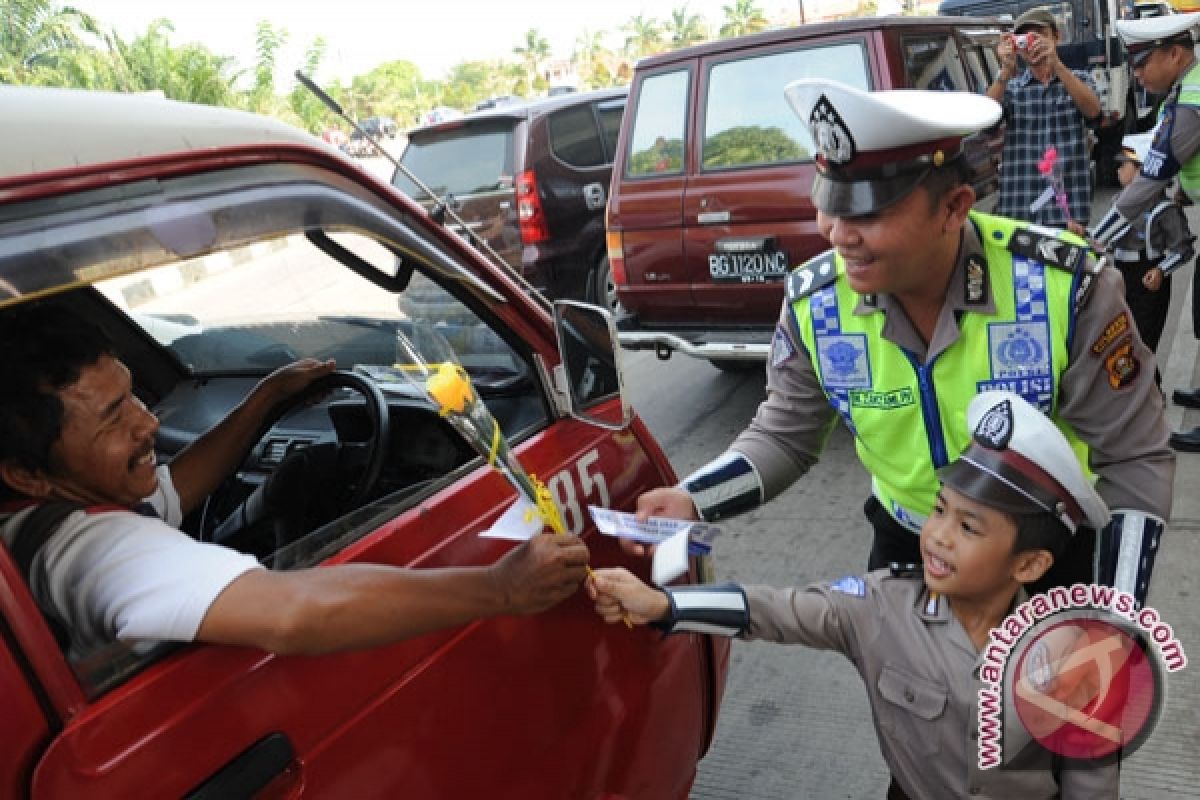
{"left": 1092, "top": 15, "right": 1200, "bottom": 452}
{"left": 595, "top": 391, "right": 1119, "bottom": 799}
{"left": 632, "top": 79, "right": 1172, "bottom": 606}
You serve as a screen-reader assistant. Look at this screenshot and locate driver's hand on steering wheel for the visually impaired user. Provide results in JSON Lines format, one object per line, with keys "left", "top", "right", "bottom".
{"left": 256, "top": 358, "right": 337, "bottom": 406}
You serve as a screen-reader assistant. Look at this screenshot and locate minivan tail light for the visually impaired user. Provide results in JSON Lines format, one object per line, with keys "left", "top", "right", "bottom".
{"left": 516, "top": 170, "right": 549, "bottom": 244}
{"left": 606, "top": 231, "right": 627, "bottom": 286}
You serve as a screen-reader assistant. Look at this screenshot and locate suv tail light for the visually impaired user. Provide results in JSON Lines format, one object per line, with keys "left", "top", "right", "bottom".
{"left": 606, "top": 231, "right": 627, "bottom": 286}
{"left": 516, "top": 170, "right": 549, "bottom": 244}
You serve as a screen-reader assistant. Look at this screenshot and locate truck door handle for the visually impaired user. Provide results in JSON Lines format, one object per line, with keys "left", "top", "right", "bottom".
{"left": 697, "top": 211, "right": 730, "bottom": 224}
{"left": 186, "top": 732, "right": 296, "bottom": 800}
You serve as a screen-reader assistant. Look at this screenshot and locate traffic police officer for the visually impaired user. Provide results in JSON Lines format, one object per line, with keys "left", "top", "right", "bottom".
{"left": 595, "top": 392, "right": 1119, "bottom": 798}
{"left": 634, "top": 79, "right": 1173, "bottom": 606}
{"left": 1092, "top": 15, "right": 1200, "bottom": 451}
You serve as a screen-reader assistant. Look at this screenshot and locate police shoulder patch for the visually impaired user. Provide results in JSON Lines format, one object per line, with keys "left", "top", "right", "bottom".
{"left": 1007, "top": 229, "right": 1088, "bottom": 273}
{"left": 786, "top": 251, "right": 838, "bottom": 302}
{"left": 829, "top": 575, "right": 867, "bottom": 597}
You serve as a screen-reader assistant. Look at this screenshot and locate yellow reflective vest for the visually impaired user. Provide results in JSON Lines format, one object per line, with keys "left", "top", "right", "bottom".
{"left": 789, "top": 211, "right": 1089, "bottom": 530}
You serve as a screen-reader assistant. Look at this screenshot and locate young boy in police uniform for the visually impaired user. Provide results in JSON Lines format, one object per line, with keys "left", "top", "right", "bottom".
{"left": 592, "top": 391, "right": 1117, "bottom": 799}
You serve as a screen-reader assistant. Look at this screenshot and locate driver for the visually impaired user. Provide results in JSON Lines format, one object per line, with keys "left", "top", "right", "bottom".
{"left": 0, "top": 304, "right": 590, "bottom": 660}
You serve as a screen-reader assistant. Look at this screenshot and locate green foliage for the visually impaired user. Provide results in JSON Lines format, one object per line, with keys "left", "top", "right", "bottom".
{"left": 702, "top": 126, "right": 807, "bottom": 169}
{"left": 666, "top": 5, "right": 708, "bottom": 50}
{"left": 719, "top": 0, "right": 770, "bottom": 39}
{"left": 627, "top": 137, "right": 684, "bottom": 176}
{"left": 622, "top": 14, "right": 664, "bottom": 59}
{"left": 0, "top": 0, "right": 100, "bottom": 85}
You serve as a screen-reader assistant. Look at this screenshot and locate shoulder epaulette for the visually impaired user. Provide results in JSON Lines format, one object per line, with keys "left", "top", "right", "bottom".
{"left": 1006, "top": 229, "right": 1089, "bottom": 273}
{"left": 786, "top": 251, "right": 837, "bottom": 302}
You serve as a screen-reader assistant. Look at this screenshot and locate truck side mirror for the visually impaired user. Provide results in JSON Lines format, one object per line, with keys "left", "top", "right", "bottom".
{"left": 552, "top": 300, "right": 633, "bottom": 430}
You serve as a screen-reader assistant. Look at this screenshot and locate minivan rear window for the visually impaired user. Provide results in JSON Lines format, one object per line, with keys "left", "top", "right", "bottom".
{"left": 702, "top": 43, "right": 869, "bottom": 171}
{"left": 549, "top": 105, "right": 606, "bottom": 167}
{"left": 393, "top": 122, "right": 515, "bottom": 201}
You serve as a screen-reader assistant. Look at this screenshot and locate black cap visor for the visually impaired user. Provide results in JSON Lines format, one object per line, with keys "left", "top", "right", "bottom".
{"left": 811, "top": 166, "right": 931, "bottom": 217}
{"left": 938, "top": 455, "right": 1056, "bottom": 518}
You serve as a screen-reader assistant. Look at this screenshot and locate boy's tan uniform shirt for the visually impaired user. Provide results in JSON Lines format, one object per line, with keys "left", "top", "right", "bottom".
{"left": 744, "top": 571, "right": 1118, "bottom": 799}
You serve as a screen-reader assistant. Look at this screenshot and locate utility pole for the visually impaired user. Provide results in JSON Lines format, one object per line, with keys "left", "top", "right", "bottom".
{"left": 798, "top": 0, "right": 807, "bottom": 23}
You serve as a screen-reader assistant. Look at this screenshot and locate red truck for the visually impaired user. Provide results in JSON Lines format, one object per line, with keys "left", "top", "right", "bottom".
{"left": 0, "top": 85, "right": 727, "bottom": 798}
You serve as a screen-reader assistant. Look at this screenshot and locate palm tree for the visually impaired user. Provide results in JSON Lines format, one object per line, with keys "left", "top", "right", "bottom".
{"left": 719, "top": 0, "right": 770, "bottom": 39}
{"left": 0, "top": 0, "right": 100, "bottom": 85}
{"left": 621, "top": 14, "right": 664, "bottom": 60}
{"left": 573, "top": 28, "right": 609, "bottom": 89}
{"left": 665, "top": 5, "right": 709, "bottom": 50}
{"left": 512, "top": 28, "right": 550, "bottom": 95}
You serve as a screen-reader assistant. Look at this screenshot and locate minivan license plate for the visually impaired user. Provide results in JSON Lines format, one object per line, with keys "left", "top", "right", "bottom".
{"left": 707, "top": 250, "right": 789, "bottom": 284}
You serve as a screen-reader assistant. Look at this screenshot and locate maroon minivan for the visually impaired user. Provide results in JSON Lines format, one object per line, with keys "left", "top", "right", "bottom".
{"left": 607, "top": 17, "right": 1004, "bottom": 371}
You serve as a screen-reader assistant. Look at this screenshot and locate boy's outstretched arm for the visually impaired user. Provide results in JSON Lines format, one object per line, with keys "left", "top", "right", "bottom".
{"left": 588, "top": 568, "right": 750, "bottom": 636}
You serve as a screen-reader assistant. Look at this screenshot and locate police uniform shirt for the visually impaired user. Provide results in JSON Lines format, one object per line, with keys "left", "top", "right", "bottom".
{"left": 730, "top": 221, "right": 1174, "bottom": 519}
{"left": 1116, "top": 78, "right": 1200, "bottom": 220}
{"left": 744, "top": 572, "right": 1118, "bottom": 798}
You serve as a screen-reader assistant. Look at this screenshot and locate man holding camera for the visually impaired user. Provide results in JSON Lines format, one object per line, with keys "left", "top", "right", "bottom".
{"left": 988, "top": 7, "right": 1101, "bottom": 229}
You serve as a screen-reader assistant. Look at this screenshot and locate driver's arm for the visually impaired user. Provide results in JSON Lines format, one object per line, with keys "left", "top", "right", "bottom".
{"left": 194, "top": 532, "right": 589, "bottom": 654}
{"left": 168, "top": 358, "right": 336, "bottom": 514}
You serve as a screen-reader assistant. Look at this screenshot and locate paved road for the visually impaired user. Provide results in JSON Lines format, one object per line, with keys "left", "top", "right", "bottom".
{"left": 620, "top": 188, "right": 1200, "bottom": 799}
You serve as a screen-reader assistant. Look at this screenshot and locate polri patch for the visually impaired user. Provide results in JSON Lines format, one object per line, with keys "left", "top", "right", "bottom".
{"left": 1091, "top": 312, "right": 1131, "bottom": 356}
{"left": 816, "top": 333, "right": 871, "bottom": 389}
{"left": 1104, "top": 335, "right": 1140, "bottom": 389}
{"left": 830, "top": 575, "right": 866, "bottom": 597}
{"left": 771, "top": 325, "right": 796, "bottom": 368}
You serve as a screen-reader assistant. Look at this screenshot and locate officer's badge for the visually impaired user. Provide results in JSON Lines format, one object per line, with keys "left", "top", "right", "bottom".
{"left": 808, "top": 95, "right": 856, "bottom": 167}
{"left": 830, "top": 575, "right": 866, "bottom": 596}
{"left": 965, "top": 255, "right": 987, "bottom": 304}
{"left": 974, "top": 397, "right": 1013, "bottom": 449}
{"left": 1104, "top": 336, "right": 1140, "bottom": 390}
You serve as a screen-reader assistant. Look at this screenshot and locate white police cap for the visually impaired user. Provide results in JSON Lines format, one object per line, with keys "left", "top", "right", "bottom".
{"left": 938, "top": 391, "right": 1109, "bottom": 533}
{"left": 1117, "top": 16, "right": 1199, "bottom": 66}
{"left": 783, "top": 79, "right": 1002, "bottom": 216}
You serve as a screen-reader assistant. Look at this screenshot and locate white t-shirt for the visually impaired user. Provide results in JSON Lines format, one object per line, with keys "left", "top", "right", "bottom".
{"left": 0, "top": 465, "right": 262, "bottom": 659}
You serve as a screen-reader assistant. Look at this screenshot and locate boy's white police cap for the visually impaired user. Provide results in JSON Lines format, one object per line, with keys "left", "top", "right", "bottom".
{"left": 783, "top": 79, "right": 1001, "bottom": 217}
{"left": 938, "top": 391, "right": 1109, "bottom": 533}
{"left": 1119, "top": 130, "right": 1155, "bottom": 165}
{"left": 1117, "top": 16, "right": 1199, "bottom": 66}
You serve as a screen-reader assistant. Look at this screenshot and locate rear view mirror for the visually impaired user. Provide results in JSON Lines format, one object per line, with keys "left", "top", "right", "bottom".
{"left": 552, "top": 300, "right": 632, "bottom": 430}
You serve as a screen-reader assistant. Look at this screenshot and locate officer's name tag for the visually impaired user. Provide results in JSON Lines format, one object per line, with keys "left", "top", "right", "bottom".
{"left": 587, "top": 506, "right": 718, "bottom": 556}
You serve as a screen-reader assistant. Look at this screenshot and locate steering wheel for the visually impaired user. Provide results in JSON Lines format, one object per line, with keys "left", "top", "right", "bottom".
{"left": 207, "top": 370, "right": 390, "bottom": 551}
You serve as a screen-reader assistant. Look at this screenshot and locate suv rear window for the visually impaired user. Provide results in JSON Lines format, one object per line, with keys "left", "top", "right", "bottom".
{"left": 702, "top": 43, "right": 868, "bottom": 171}
{"left": 393, "top": 122, "right": 515, "bottom": 201}
{"left": 625, "top": 70, "right": 690, "bottom": 177}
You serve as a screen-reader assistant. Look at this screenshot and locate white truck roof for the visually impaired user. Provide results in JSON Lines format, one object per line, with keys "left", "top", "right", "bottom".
{"left": 0, "top": 85, "right": 340, "bottom": 180}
